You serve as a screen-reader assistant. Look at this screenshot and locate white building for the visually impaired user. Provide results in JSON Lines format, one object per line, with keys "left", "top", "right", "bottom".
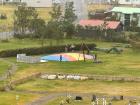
{"left": 118, "top": 0, "right": 140, "bottom": 5}
{"left": 111, "top": 7, "right": 140, "bottom": 27}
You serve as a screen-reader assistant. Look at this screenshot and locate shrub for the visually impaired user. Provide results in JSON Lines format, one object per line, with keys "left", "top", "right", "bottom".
{"left": 0, "top": 39, "right": 9, "bottom": 43}
{"left": 0, "top": 13, "right": 7, "bottom": 19}
{"left": 0, "top": 43, "right": 96, "bottom": 57}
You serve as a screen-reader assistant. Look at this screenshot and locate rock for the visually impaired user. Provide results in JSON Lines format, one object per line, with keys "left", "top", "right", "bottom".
{"left": 47, "top": 75, "right": 57, "bottom": 80}
{"left": 40, "top": 74, "right": 48, "bottom": 79}
{"left": 67, "top": 75, "right": 74, "bottom": 80}
{"left": 58, "top": 75, "right": 65, "bottom": 79}
{"left": 80, "top": 76, "right": 88, "bottom": 80}
{"left": 74, "top": 76, "right": 81, "bottom": 80}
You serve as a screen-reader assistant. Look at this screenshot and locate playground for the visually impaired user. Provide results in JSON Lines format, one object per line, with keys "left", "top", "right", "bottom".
{"left": 0, "top": 40, "right": 140, "bottom": 105}
{"left": 41, "top": 53, "right": 94, "bottom": 62}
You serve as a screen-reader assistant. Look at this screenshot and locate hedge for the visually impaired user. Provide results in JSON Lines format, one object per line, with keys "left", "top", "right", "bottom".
{"left": 0, "top": 43, "right": 96, "bottom": 57}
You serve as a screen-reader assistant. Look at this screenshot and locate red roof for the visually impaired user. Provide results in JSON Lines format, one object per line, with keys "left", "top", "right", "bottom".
{"left": 79, "top": 19, "right": 121, "bottom": 29}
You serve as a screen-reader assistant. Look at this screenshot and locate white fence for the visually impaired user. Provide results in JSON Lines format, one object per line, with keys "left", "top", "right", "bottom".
{"left": 17, "top": 54, "right": 40, "bottom": 63}
{"left": 0, "top": 32, "right": 14, "bottom": 40}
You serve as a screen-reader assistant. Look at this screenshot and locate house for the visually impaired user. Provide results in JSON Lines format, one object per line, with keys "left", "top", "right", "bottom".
{"left": 118, "top": 0, "right": 140, "bottom": 5}
{"left": 79, "top": 19, "right": 122, "bottom": 30}
{"left": 111, "top": 7, "right": 140, "bottom": 27}
{"left": 78, "top": 19, "right": 122, "bottom": 38}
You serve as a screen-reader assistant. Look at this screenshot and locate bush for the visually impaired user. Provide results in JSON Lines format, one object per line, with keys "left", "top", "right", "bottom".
{"left": 0, "top": 43, "right": 96, "bottom": 57}
{"left": 0, "top": 13, "right": 7, "bottom": 19}
{"left": 0, "top": 39, "right": 9, "bottom": 43}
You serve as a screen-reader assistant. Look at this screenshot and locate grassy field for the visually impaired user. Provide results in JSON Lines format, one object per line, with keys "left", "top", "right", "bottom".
{"left": 11, "top": 47, "right": 140, "bottom": 80}
{"left": 0, "top": 91, "right": 42, "bottom": 105}
{"left": 0, "top": 5, "right": 15, "bottom": 31}
{"left": 0, "top": 4, "right": 51, "bottom": 31}
{"left": 0, "top": 38, "right": 98, "bottom": 51}
{"left": 0, "top": 38, "right": 117, "bottom": 51}
{"left": 0, "top": 41, "right": 139, "bottom": 105}
{"left": 88, "top": 4, "right": 112, "bottom": 12}
{"left": 15, "top": 79, "right": 140, "bottom": 96}
{"left": 0, "top": 60, "right": 10, "bottom": 76}
{"left": 0, "top": 4, "right": 140, "bottom": 105}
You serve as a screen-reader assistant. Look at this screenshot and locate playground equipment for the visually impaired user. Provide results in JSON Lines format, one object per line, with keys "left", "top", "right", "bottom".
{"left": 41, "top": 53, "right": 93, "bottom": 62}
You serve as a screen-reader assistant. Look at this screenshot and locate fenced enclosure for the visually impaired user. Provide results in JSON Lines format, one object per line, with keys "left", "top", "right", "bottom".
{"left": 0, "top": 31, "right": 14, "bottom": 40}
{"left": 17, "top": 54, "right": 40, "bottom": 63}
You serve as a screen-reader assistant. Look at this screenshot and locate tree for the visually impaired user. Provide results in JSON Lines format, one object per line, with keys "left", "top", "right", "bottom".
{"left": 14, "top": 5, "right": 38, "bottom": 38}
{"left": 63, "top": 2, "right": 77, "bottom": 38}
{"left": 46, "top": 21, "right": 63, "bottom": 45}
{"left": 46, "top": 4, "right": 63, "bottom": 45}
{"left": 29, "top": 18, "right": 46, "bottom": 38}
{"left": 62, "top": 21, "right": 75, "bottom": 38}
{"left": 49, "top": 3, "right": 62, "bottom": 21}
{"left": 29, "top": 18, "right": 46, "bottom": 47}
{"left": 64, "top": 2, "right": 77, "bottom": 22}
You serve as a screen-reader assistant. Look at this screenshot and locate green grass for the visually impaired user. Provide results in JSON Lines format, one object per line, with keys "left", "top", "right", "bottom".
{"left": 12, "top": 48, "right": 140, "bottom": 78}
{"left": 0, "top": 91, "right": 41, "bottom": 105}
{"left": 0, "top": 38, "right": 98, "bottom": 51}
{"left": 0, "top": 5, "right": 15, "bottom": 31}
{"left": 0, "top": 4, "right": 52, "bottom": 31}
{"left": 0, "top": 60, "right": 10, "bottom": 76}
{"left": 0, "top": 40, "right": 140, "bottom": 105}
{"left": 15, "top": 79, "right": 140, "bottom": 96}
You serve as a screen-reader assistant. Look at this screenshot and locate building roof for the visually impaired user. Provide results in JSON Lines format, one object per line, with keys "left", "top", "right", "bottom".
{"left": 111, "top": 7, "right": 140, "bottom": 14}
{"left": 79, "top": 19, "right": 121, "bottom": 29}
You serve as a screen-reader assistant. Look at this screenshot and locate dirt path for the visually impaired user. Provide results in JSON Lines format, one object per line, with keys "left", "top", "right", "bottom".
{"left": 0, "top": 58, "right": 17, "bottom": 81}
